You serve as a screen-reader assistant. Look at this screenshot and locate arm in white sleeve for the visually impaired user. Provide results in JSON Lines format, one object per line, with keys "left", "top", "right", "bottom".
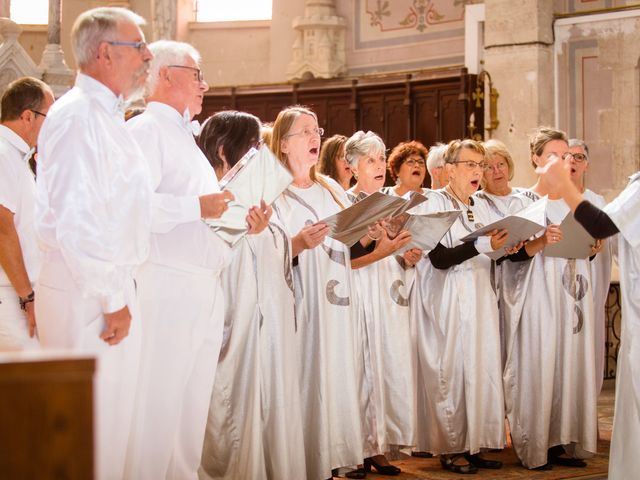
{"left": 40, "top": 116, "right": 129, "bottom": 313}
{"left": 474, "top": 235, "right": 494, "bottom": 253}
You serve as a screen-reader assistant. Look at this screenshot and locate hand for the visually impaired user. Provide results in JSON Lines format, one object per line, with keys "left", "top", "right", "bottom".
{"left": 504, "top": 240, "right": 525, "bottom": 256}
{"left": 246, "top": 200, "right": 273, "bottom": 234}
{"left": 199, "top": 190, "right": 234, "bottom": 219}
{"left": 536, "top": 156, "right": 572, "bottom": 195}
{"left": 543, "top": 224, "right": 563, "bottom": 245}
{"left": 366, "top": 221, "right": 385, "bottom": 241}
{"left": 293, "top": 222, "right": 329, "bottom": 252}
{"left": 374, "top": 229, "right": 412, "bottom": 258}
{"left": 590, "top": 238, "right": 604, "bottom": 256}
{"left": 403, "top": 248, "right": 423, "bottom": 267}
{"left": 24, "top": 302, "right": 36, "bottom": 338}
{"left": 488, "top": 229, "right": 509, "bottom": 251}
{"left": 100, "top": 306, "right": 132, "bottom": 346}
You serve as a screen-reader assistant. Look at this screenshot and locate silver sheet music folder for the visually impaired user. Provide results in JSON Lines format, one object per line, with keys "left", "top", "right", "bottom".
{"left": 204, "top": 145, "right": 293, "bottom": 246}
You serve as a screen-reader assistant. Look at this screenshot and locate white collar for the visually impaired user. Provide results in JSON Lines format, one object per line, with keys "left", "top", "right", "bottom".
{"left": 0, "top": 124, "right": 31, "bottom": 158}
{"left": 75, "top": 72, "right": 126, "bottom": 117}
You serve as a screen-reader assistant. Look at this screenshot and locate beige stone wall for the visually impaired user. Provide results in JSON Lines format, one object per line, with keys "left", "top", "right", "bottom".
{"left": 17, "top": 25, "right": 47, "bottom": 65}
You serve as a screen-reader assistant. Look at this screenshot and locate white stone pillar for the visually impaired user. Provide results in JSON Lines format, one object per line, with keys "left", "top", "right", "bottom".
{"left": 38, "top": 0, "right": 73, "bottom": 97}
{"left": 483, "top": 0, "right": 555, "bottom": 188}
{"left": 0, "top": 0, "right": 9, "bottom": 18}
{"left": 152, "top": 0, "right": 177, "bottom": 40}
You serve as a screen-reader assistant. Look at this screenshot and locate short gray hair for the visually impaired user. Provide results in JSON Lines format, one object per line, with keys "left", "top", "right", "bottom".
{"left": 426, "top": 143, "right": 447, "bottom": 175}
{"left": 568, "top": 138, "right": 589, "bottom": 158}
{"left": 344, "top": 130, "right": 386, "bottom": 169}
{"left": 145, "top": 40, "right": 202, "bottom": 95}
{"left": 71, "top": 7, "right": 146, "bottom": 69}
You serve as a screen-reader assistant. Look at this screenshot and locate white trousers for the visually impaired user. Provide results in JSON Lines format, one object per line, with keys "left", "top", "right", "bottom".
{"left": 35, "top": 254, "right": 141, "bottom": 480}
{"left": 0, "top": 285, "right": 40, "bottom": 351}
{"left": 125, "top": 261, "right": 225, "bottom": 480}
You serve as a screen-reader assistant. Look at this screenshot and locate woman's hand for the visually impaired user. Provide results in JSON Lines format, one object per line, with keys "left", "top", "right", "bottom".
{"left": 292, "top": 222, "right": 329, "bottom": 257}
{"left": 504, "top": 240, "right": 525, "bottom": 256}
{"left": 489, "top": 229, "right": 509, "bottom": 251}
{"left": 374, "top": 229, "right": 412, "bottom": 258}
{"left": 590, "top": 238, "right": 604, "bottom": 257}
{"left": 543, "top": 224, "right": 563, "bottom": 245}
{"left": 403, "top": 248, "right": 423, "bottom": 267}
{"left": 246, "top": 200, "right": 272, "bottom": 234}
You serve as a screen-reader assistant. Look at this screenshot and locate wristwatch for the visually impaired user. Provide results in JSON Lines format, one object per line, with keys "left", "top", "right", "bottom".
{"left": 19, "top": 291, "right": 35, "bottom": 311}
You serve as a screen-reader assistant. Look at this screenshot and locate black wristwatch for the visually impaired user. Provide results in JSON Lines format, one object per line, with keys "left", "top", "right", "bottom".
{"left": 19, "top": 291, "right": 35, "bottom": 311}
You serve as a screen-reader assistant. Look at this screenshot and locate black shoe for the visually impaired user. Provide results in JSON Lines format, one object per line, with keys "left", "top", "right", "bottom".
{"left": 345, "top": 467, "right": 367, "bottom": 479}
{"left": 363, "top": 457, "right": 401, "bottom": 476}
{"left": 548, "top": 446, "right": 587, "bottom": 468}
{"left": 439, "top": 454, "right": 478, "bottom": 474}
{"left": 411, "top": 450, "right": 433, "bottom": 458}
{"left": 464, "top": 452, "right": 503, "bottom": 469}
{"left": 529, "top": 462, "right": 553, "bottom": 470}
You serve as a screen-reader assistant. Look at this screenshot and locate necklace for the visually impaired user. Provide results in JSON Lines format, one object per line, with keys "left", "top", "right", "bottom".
{"left": 446, "top": 185, "right": 475, "bottom": 222}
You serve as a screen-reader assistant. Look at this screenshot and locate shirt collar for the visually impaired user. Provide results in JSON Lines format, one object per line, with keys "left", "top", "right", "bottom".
{"left": 145, "top": 101, "right": 201, "bottom": 135}
{"left": 0, "top": 124, "right": 31, "bottom": 158}
{"left": 75, "top": 72, "right": 126, "bottom": 118}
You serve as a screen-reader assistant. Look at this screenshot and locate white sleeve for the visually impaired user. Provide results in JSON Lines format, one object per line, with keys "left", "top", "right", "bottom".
{"left": 604, "top": 174, "right": 640, "bottom": 248}
{"left": 0, "top": 153, "right": 19, "bottom": 213}
{"left": 129, "top": 122, "right": 201, "bottom": 233}
{"left": 40, "top": 116, "right": 127, "bottom": 312}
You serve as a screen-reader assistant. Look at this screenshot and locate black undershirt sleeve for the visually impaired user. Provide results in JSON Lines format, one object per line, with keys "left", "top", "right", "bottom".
{"left": 574, "top": 200, "right": 619, "bottom": 239}
{"left": 428, "top": 241, "right": 479, "bottom": 270}
{"left": 350, "top": 240, "right": 376, "bottom": 260}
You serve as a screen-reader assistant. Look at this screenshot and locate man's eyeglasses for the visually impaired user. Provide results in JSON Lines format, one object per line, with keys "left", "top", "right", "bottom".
{"left": 30, "top": 109, "right": 46, "bottom": 118}
{"left": 168, "top": 65, "right": 205, "bottom": 83}
{"left": 453, "top": 160, "right": 488, "bottom": 170}
{"left": 284, "top": 127, "right": 324, "bottom": 139}
{"left": 107, "top": 40, "right": 148, "bottom": 53}
{"left": 405, "top": 158, "right": 426, "bottom": 167}
{"left": 572, "top": 153, "right": 588, "bottom": 163}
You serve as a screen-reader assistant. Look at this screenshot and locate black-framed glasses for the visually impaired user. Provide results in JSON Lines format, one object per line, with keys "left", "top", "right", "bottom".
{"left": 572, "top": 153, "right": 588, "bottom": 163}
{"left": 107, "top": 40, "right": 148, "bottom": 53}
{"left": 30, "top": 109, "right": 46, "bottom": 118}
{"left": 405, "top": 158, "right": 426, "bottom": 167}
{"left": 168, "top": 65, "right": 205, "bottom": 82}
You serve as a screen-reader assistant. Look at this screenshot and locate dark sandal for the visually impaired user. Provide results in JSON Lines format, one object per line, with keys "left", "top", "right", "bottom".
{"left": 439, "top": 454, "right": 479, "bottom": 474}
{"left": 464, "top": 452, "right": 503, "bottom": 469}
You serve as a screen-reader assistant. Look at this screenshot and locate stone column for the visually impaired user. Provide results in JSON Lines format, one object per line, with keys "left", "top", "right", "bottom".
{"left": 0, "top": 0, "right": 9, "bottom": 18}
{"left": 482, "top": 0, "right": 555, "bottom": 187}
{"left": 152, "top": 0, "right": 177, "bottom": 40}
{"left": 38, "top": 0, "right": 73, "bottom": 97}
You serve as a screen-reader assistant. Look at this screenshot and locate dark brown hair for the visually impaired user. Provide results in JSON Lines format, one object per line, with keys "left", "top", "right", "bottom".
{"left": 197, "top": 110, "right": 261, "bottom": 174}
{"left": 1, "top": 77, "right": 50, "bottom": 122}
{"left": 317, "top": 134, "right": 347, "bottom": 182}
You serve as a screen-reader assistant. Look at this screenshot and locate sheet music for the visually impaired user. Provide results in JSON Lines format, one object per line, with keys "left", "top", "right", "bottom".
{"left": 204, "top": 145, "right": 293, "bottom": 246}
{"left": 461, "top": 197, "right": 548, "bottom": 260}
{"left": 398, "top": 210, "right": 461, "bottom": 253}
{"left": 544, "top": 212, "right": 595, "bottom": 259}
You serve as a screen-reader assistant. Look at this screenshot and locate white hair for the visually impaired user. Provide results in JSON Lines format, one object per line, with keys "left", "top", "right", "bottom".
{"left": 568, "top": 138, "right": 589, "bottom": 158}
{"left": 344, "top": 130, "right": 386, "bottom": 169}
{"left": 145, "top": 40, "right": 202, "bottom": 95}
{"left": 426, "top": 143, "right": 447, "bottom": 176}
{"left": 71, "top": 7, "right": 146, "bottom": 69}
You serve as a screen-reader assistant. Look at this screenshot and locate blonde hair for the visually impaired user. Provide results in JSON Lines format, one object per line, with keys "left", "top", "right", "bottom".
{"left": 483, "top": 138, "right": 515, "bottom": 181}
{"left": 271, "top": 105, "right": 345, "bottom": 209}
{"left": 529, "top": 127, "right": 567, "bottom": 168}
{"left": 445, "top": 138, "right": 486, "bottom": 164}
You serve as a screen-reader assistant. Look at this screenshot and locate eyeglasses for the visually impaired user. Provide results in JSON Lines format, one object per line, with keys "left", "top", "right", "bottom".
{"left": 107, "top": 40, "right": 148, "bottom": 53}
{"left": 453, "top": 160, "right": 488, "bottom": 170}
{"left": 572, "top": 153, "right": 588, "bottom": 163}
{"left": 30, "top": 109, "right": 46, "bottom": 118}
{"left": 485, "top": 161, "right": 507, "bottom": 171}
{"left": 168, "top": 65, "right": 205, "bottom": 82}
{"left": 546, "top": 152, "right": 575, "bottom": 162}
{"left": 405, "top": 158, "right": 426, "bottom": 167}
{"left": 284, "top": 127, "right": 324, "bottom": 139}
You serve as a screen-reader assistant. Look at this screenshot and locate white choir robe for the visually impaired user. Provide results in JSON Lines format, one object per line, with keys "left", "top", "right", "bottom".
{"left": 583, "top": 189, "right": 613, "bottom": 394}
{"left": 501, "top": 191, "right": 598, "bottom": 469}
{"left": 604, "top": 172, "right": 640, "bottom": 480}
{"left": 34, "top": 73, "right": 152, "bottom": 480}
{"left": 411, "top": 189, "right": 505, "bottom": 455}
{"left": 125, "top": 102, "right": 231, "bottom": 480}
{"left": 473, "top": 188, "right": 525, "bottom": 366}
{"left": 199, "top": 216, "right": 306, "bottom": 480}
{"left": 347, "top": 190, "right": 416, "bottom": 457}
{"left": 273, "top": 178, "right": 364, "bottom": 480}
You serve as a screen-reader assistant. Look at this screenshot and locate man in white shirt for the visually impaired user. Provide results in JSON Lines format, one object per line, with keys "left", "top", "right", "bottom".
{"left": 34, "top": 7, "right": 154, "bottom": 480}
{"left": 0, "top": 77, "right": 54, "bottom": 351}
